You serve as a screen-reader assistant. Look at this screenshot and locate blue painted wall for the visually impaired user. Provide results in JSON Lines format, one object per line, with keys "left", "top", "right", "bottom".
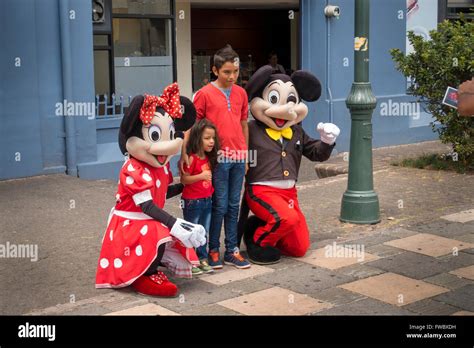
{"left": 0, "top": 0, "right": 97, "bottom": 180}
{"left": 301, "top": 0, "right": 437, "bottom": 153}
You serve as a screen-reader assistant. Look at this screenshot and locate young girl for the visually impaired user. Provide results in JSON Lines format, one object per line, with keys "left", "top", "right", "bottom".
{"left": 181, "top": 119, "right": 220, "bottom": 275}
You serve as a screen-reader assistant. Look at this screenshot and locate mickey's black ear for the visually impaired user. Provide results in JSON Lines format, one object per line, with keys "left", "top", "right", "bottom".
{"left": 245, "top": 65, "right": 274, "bottom": 100}
{"left": 291, "top": 70, "right": 322, "bottom": 102}
{"left": 119, "top": 95, "right": 144, "bottom": 154}
{"left": 174, "top": 96, "right": 196, "bottom": 133}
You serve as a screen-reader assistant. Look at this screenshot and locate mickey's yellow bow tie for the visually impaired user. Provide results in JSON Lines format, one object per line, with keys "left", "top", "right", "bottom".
{"left": 265, "top": 127, "right": 293, "bottom": 141}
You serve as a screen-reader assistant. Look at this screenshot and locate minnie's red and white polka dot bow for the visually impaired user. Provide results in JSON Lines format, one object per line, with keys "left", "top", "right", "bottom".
{"left": 140, "top": 82, "right": 183, "bottom": 124}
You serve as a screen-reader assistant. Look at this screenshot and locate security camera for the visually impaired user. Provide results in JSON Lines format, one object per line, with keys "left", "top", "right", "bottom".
{"left": 324, "top": 5, "right": 340, "bottom": 18}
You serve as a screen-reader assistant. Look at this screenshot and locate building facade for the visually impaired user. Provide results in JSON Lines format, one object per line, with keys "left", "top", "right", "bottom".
{"left": 1, "top": 0, "right": 471, "bottom": 181}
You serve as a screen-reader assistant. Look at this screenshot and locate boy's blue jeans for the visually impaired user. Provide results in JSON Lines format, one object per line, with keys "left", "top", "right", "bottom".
{"left": 182, "top": 197, "right": 212, "bottom": 260}
{"left": 209, "top": 161, "right": 246, "bottom": 254}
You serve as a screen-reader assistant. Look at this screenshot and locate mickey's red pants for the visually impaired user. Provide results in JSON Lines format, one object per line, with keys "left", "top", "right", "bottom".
{"left": 245, "top": 185, "right": 310, "bottom": 257}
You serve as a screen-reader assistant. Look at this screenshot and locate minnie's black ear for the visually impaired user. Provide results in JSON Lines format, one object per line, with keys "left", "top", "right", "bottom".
{"left": 119, "top": 95, "right": 144, "bottom": 154}
{"left": 174, "top": 96, "right": 196, "bottom": 134}
{"left": 291, "top": 70, "right": 322, "bottom": 102}
{"left": 118, "top": 131, "right": 128, "bottom": 155}
{"left": 245, "top": 65, "right": 274, "bottom": 100}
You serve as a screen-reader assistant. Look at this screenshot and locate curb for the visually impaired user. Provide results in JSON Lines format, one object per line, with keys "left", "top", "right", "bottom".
{"left": 315, "top": 163, "right": 348, "bottom": 178}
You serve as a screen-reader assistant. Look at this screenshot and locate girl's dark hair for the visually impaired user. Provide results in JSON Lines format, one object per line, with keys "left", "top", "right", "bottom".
{"left": 213, "top": 44, "right": 239, "bottom": 70}
{"left": 186, "top": 119, "right": 220, "bottom": 170}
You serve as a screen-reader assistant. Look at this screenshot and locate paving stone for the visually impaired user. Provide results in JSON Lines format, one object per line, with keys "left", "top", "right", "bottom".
{"left": 146, "top": 278, "right": 272, "bottom": 313}
{"left": 452, "top": 311, "right": 474, "bottom": 315}
{"left": 26, "top": 292, "right": 136, "bottom": 315}
{"left": 423, "top": 273, "right": 473, "bottom": 290}
{"left": 310, "top": 238, "right": 340, "bottom": 250}
{"left": 432, "top": 284, "right": 474, "bottom": 312}
{"left": 58, "top": 303, "right": 112, "bottom": 316}
{"left": 365, "top": 251, "right": 449, "bottom": 279}
{"left": 26, "top": 303, "right": 80, "bottom": 316}
{"left": 262, "top": 256, "right": 304, "bottom": 270}
{"left": 314, "top": 298, "right": 414, "bottom": 315}
{"left": 181, "top": 304, "right": 242, "bottom": 316}
{"left": 441, "top": 209, "right": 474, "bottom": 223}
{"left": 450, "top": 265, "right": 474, "bottom": 280}
{"left": 435, "top": 252, "right": 474, "bottom": 270}
{"left": 310, "top": 287, "right": 366, "bottom": 307}
{"left": 299, "top": 244, "right": 379, "bottom": 270}
{"left": 365, "top": 244, "right": 406, "bottom": 258}
{"left": 337, "top": 264, "right": 386, "bottom": 280}
{"left": 461, "top": 248, "right": 474, "bottom": 255}
{"left": 379, "top": 227, "right": 419, "bottom": 239}
{"left": 217, "top": 286, "right": 333, "bottom": 315}
{"left": 255, "top": 262, "right": 356, "bottom": 296}
{"left": 100, "top": 296, "right": 150, "bottom": 312}
{"left": 200, "top": 264, "right": 274, "bottom": 286}
{"left": 456, "top": 234, "right": 474, "bottom": 244}
{"left": 344, "top": 232, "right": 398, "bottom": 248}
{"left": 310, "top": 233, "right": 340, "bottom": 244}
{"left": 403, "top": 299, "right": 461, "bottom": 315}
{"left": 339, "top": 273, "right": 449, "bottom": 306}
{"left": 407, "top": 220, "right": 474, "bottom": 237}
{"left": 384, "top": 233, "right": 474, "bottom": 257}
{"left": 105, "top": 303, "right": 179, "bottom": 316}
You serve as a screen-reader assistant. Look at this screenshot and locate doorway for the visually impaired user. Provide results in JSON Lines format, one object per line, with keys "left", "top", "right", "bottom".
{"left": 190, "top": 7, "right": 299, "bottom": 92}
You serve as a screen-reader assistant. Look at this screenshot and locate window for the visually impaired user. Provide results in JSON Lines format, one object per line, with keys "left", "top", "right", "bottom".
{"left": 112, "top": 0, "right": 171, "bottom": 16}
{"left": 111, "top": 0, "right": 175, "bottom": 105}
{"left": 112, "top": 18, "right": 172, "bottom": 57}
{"left": 446, "top": 0, "right": 474, "bottom": 19}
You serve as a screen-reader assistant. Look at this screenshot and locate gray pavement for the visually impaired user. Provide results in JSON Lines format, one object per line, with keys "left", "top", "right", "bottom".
{"left": 0, "top": 140, "right": 473, "bottom": 315}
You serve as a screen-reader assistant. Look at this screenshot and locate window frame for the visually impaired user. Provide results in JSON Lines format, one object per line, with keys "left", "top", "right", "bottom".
{"left": 93, "top": 33, "right": 115, "bottom": 96}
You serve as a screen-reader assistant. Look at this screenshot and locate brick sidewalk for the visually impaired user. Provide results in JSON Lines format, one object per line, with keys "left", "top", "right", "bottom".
{"left": 27, "top": 208, "right": 474, "bottom": 316}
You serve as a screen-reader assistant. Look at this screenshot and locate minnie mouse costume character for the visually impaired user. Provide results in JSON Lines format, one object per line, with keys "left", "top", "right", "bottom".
{"left": 95, "top": 83, "right": 206, "bottom": 297}
{"left": 238, "top": 66, "right": 341, "bottom": 265}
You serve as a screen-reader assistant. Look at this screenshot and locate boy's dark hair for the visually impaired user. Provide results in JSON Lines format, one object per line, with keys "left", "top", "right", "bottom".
{"left": 213, "top": 44, "right": 239, "bottom": 70}
{"left": 186, "top": 119, "right": 220, "bottom": 171}
{"left": 268, "top": 51, "right": 278, "bottom": 60}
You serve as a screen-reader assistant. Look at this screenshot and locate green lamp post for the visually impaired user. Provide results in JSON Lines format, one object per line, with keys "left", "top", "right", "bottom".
{"left": 340, "top": 0, "right": 380, "bottom": 224}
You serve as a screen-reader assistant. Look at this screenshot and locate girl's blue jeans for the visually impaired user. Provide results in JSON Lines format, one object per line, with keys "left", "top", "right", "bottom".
{"left": 182, "top": 196, "right": 212, "bottom": 260}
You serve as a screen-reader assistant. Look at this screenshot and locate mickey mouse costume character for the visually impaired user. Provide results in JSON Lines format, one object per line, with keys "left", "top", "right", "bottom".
{"left": 238, "top": 66, "right": 340, "bottom": 265}
{"left": 95, "top": 83, "right": 206, "bottom": 297}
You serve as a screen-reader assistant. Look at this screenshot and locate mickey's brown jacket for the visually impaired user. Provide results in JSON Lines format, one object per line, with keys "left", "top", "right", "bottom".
{"left": 246, "top": 120, "right": 335, "bottom": 184}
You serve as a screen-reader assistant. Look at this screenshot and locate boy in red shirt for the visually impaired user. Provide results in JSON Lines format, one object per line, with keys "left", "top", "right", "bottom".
{"left": 181, "top": 45, "right": 250, "bottom": 269}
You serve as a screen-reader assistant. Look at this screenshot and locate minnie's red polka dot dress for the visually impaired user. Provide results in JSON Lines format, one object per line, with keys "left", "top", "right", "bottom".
{"left": 96, "top": 157, "right": 199, "bottom": 289}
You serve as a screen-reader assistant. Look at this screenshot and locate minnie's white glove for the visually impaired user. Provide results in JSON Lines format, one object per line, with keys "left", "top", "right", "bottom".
{"left": 317, "top": 122, "right": 340, "bottom": 145}
{"left": 170, "top": 218, "right": 206, "bottom": 248}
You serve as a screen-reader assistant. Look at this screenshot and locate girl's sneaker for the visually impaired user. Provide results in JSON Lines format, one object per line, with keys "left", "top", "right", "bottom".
{"left": 224, "top": 251, "right": 251, "bottom": 269}
{"left": 208, "top": 250, "right": 223, "bottom": 269}
{"left": 199, "top": 259, "right": 214, "bottom": 274}
{"left": 192, "top": 266, "right": 203, "bottom": 276}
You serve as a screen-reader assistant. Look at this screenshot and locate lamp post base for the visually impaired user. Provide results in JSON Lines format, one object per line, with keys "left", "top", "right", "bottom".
{"left": 340, "top": 190, "right": 380, "bottom": 224}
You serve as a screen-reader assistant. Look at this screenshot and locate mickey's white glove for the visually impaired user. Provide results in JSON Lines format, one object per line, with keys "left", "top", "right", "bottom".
{"left": 317, "top": 122, "right": 340, "bottom": 145}
{"left": 170, "top": 218, "right": 206, "bottom": 248}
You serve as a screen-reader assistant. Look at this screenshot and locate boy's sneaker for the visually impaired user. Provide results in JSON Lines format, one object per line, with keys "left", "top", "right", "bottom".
{"left": 208, "top": 250, "right": 223, "bottom": 269}
{"left": 224, "top": 251, "right": 251, "bottom": 269}
{"left": 199, "top": 259, "right": 214, "bottom": 274}
{"left": 192, "top": 266, "right": 203, "bottom": 276}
